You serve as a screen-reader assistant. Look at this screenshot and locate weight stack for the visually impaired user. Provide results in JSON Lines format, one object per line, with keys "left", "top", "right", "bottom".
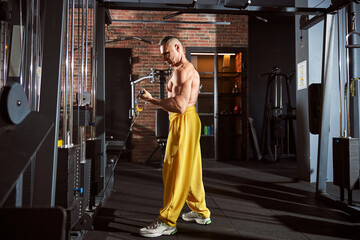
{"left": 79, "top": 159, "right": 91, "bottom": 216}
{"left": 86, "top": 138, "right": 103, "bottom": 197}
{"left": 333, "top": 138, "right": 360, "bottom": 190}
{"left": 56, "top": 145, "right": 81, "bottom": 229}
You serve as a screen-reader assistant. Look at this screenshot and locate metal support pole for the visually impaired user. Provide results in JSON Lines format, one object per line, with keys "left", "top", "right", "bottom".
{"left": 95, "top": 2, "right": 106, "bottom": 187}
{"left": 280, "top": 75, "right": 283, "bottom": 115}
{"left": 337, "top": 10, "right": 343, "bottom": 137}
{"left": 0, "top": 20, "right": 8, "bottom": 88}
{"left": 15, "top": 174, "right": 23, "bottom": 207}
{"left": 84, "top": 0, "right": 89, "bottom": 91}
{"left": 63, "top": 0, "right": 69, "bottom": 146}
{"left": 29, "top": 0, "right": 35, "bottom": 109}
{"left": 91, "top": 0, "right": 97, "bottom": 138}
{"left": 22, "top": 159, "right": 35, "bottom": 207}
{"left": 19, "top": 0, "right": 25, "bottom": 87}
{"left": 79, "top": 0, "right": 86, "bottom": 161}
{"left": 159, "top": 72, "right": 166, "bottom": 99}
{"left": 274, "top": 74, "right": 278, "bottom": 116}
{"left": 214, "top": 51, "right": 218, "bottom": 160}
{"left": 346, "top": 4, "right": 360, "bottom": 204}
{"left": 131, "top": 81, "right": 135, "bottom": 118}
{"left": 34, "top": 0, "right": 42, "bottom": 111}
{"left": 70, "top": 0, "right": 75, "bottom": 144}
{"left": 34, "top": 0, "right": 66, "bottom": 206}
{"left": 316, "top": 13, "right": 335, "bottom": 193}
{"left": 81, "top": 0, "right": 85, "bottom": 99}
{"left": 349, "top": 3, "right": 360, "bottom": 139}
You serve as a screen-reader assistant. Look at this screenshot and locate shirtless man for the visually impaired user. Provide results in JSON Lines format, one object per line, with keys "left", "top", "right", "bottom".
{"left": 139, "top": 36, "right": 211, "bottom": 238}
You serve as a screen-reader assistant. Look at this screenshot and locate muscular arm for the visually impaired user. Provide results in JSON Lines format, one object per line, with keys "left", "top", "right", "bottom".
{"left": 141, "top": 70, "right": 192, "bottom": 114}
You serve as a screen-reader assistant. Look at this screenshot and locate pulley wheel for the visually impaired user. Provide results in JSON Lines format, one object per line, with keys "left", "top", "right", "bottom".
{"left": 1, "top": 82, "right": 31, "bottom": 124}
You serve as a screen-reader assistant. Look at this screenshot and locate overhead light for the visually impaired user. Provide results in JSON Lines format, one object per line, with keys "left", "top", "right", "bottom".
{"left": 191, "top": 53, "right": 236, "bottom": 56}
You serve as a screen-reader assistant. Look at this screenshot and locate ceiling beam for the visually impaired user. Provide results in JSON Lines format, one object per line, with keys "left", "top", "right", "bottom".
{"left": 112, "top": 19, "right": 230, "bottom": 25}
{"left": 103, "top": 2, "right": 326, "bottom": 16}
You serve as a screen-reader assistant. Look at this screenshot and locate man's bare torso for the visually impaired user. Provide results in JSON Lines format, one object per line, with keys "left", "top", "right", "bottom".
{"left": 167, "top": 62, "right": 200, "bottom": 110}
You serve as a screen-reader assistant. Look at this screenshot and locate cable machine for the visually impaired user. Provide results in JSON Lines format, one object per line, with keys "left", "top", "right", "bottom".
{"left": 128, "top": 69, "right": 172, "bottom": 166}
{"left": 259, "top": 66, "right": 296, "bottom": 162}
{"left": 0, "top": 0, "right": 68, "bottom": 239}
{"left": 0, "top": 0, "right": 109, "bottom": 239}
{"left": 301, "top": 0, "right": 360, "bottom": 212}
{"left": 332, "top": 3, "right": 360, "bottom": 206}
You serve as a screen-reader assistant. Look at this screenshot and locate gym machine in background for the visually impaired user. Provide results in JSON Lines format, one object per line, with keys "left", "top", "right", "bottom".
{"left": 259, "top": 66, "right": 296, "bottom": 162}
{"left": 301, "top": 1, "right": 360, "bottom": 212}
{"left": 0, "top": 0, "right": 67, "bottom": 239}
{"left": 56, "top": 0, "right": 97, "bottom": 232}
{"left": 128, "top": 69, "right": 172, "bottom": 165}
{"left": 0, "top": 0, "right": 110, "bottom": 239}
{"left": 57, "top": 0, "right": 114, "bottom": 235}
{"left": 331, "top": 3, "right": 359, "bottom": 205}
{"left": 144, "top": 69, "right": 172, "bottom": 165}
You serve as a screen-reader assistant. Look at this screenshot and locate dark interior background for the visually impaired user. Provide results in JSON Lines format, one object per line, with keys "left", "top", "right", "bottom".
{"left": 105, "top": 48, "right": 131, "bottom": 142}
{"left": 248, "top": 15, "right": 296, "bottom": 158}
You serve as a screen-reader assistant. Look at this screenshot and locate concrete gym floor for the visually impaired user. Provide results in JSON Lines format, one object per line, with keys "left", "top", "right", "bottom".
{"left": 83, "top": 159, "right": 360, "bottom": 240}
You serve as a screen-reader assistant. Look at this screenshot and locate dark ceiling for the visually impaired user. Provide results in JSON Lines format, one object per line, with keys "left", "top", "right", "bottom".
{"left": 104, "top": 0, "right": 295, "bottom": 7}
{"left": 103, "top": 1, "right": 360, "bottom": 30}
{"left": 103, "top": 0, "right": 328, "bottom": 16}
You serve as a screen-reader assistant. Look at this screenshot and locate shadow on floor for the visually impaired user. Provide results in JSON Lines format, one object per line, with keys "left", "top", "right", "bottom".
{"left": 84, "top": 159, "right": 360, "bottom": 240}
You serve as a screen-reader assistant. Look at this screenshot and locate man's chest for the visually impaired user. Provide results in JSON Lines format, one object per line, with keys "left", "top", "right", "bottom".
{"left": 167, "top": 75, "right": 178, "bottom": 93}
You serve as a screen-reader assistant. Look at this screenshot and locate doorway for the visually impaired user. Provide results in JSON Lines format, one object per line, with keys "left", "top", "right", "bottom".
{"left": 105, "top": 48, "right": 131, "bottom": 151}
{"left": 186, "top": 47, "right": 248, "bottom": 161}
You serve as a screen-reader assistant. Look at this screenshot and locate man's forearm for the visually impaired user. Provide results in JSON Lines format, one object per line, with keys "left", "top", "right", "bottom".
{"left": 148, "top": 97, "right": 183, "bottom": 113}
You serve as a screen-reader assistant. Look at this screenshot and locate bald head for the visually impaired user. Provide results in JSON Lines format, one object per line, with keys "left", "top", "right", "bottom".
{"left": 158, "top": 36, "right": 183, "bottom": 49}
{"left": 158, "top": 36, "right": 186, "bottom": 67}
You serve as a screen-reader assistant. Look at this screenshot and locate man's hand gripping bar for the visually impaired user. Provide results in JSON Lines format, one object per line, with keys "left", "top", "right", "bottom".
{"left": 135, "top": 90, "right": 145, "bottom": 112}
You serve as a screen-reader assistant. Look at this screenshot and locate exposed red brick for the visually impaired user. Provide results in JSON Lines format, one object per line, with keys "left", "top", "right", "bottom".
{"left": 67, "top": 9, "right": 248, "bottom": 162}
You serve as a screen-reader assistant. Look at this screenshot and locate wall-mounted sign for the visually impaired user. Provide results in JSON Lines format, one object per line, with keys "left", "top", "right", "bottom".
{"left": 297, "top": 60, "right": 307, "bottom": 90}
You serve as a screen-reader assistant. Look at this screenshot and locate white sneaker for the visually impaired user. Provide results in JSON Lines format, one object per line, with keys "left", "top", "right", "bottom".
{"left": 182, "top": 211, "right": 212, "bottom": 225}
{"left": 139, "top": 219, "right": 177, "bottom": 238}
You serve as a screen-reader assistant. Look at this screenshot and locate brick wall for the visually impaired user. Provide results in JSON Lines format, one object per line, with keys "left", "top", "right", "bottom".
{"left": 105, "top": 10, "right": 248, "bottom": 163}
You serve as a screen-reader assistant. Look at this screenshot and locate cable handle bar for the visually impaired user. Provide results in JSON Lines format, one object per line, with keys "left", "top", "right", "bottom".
{"left": 136, "top": 89, "right": 145, "bottom": 99}
{"left": 135, "top": 89, "right": 146, "bottom": 112}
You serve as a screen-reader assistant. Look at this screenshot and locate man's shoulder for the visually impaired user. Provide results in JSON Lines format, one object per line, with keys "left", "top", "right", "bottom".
{"left": 179, "top": 62, "right": 198, "bottom": 76}
{"left": 184, "top": 61, "right": 197, "bottom": 71}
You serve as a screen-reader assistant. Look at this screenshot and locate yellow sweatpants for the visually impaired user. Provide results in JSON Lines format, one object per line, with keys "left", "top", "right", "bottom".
{"left": 158, "top": 106, "right": 211, "bottom": 227}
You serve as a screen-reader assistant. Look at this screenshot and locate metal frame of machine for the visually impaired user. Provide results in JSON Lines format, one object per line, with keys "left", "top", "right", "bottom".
{"left": 1, "top": 0, "right": 360, "bottom": 239}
